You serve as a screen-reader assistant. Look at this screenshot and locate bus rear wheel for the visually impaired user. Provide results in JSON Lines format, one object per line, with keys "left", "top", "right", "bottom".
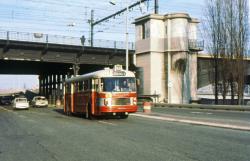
{"left": 86, "top": 103, "right": 94, "bottom": 120}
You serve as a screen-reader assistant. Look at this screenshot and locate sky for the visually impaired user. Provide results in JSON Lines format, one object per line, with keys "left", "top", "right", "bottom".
{"left": 0, "top": 0, "right": 205, "bottom": 90}
{"left": 0, "top": 75, "right": 38, "bottom": 90}
{"left": 0, "top": 0, "right": 204, "bottom": 41}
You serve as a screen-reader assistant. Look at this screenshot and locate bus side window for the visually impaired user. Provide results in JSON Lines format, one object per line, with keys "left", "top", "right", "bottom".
{"left": 84, "top": 80, "right": 88, "bottom": 91}
{"left": 79, "top": 81, "right": 83, "bottom": 92}
{"left": 66, "top": 84, "right": 71, "bottom": 93}
{"left": 89, "top": 79, "right": 92, "bottom": 90}
{"left": 74, "top": 82, "right": 78, "bottom": 93}
{"left": 100, "top": 79, "right": 103, "bottom": 92}
{"left": 93, "top": 79, "right": 99, "bottom": 91}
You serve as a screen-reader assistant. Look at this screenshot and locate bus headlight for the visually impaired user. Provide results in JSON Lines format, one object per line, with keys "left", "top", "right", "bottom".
{"left": 130, "top": 97, "right": 137, "bottom": 105}
{"left": 103, "top": 98, "right": 111, "bottom": 106}
{"left": 104, "top": 99, "right": 108, "bottom": 106}
{"left": 133, "top": 97, "right": 137, "bottom": 105}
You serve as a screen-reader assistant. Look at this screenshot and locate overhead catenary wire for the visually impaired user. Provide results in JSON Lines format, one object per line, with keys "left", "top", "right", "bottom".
{"left": 0, "top": 0, "right": 203, "bottom": 41}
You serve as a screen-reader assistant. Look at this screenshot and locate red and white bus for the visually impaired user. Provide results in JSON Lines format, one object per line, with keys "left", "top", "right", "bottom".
{"left": 64, "top": 65, "right": 138, "bottom": 119}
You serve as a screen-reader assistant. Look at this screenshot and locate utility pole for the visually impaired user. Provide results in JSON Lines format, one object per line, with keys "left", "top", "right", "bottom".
{"left": 90, "top": 10, "right": 94, "bottom": 47}
{"left": 125, "top": 0, "right": 129, "bottom": 71}
{"left": 154, "top": 0, "right": 159, "bottom": 14}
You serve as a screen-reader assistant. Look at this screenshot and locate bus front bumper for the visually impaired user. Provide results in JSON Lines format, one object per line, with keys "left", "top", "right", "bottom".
{"left": 99, "top": 105, "right": 138, "bottom": 113}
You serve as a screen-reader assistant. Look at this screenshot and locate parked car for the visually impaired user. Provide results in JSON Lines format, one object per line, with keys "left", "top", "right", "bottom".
{"left": 31, "top": 96, "right": 48, "bottom": 107}
{"left": 0, "top": 96, "right": 13, "bottom": 105}
{"left": 12, "top": 97, "right": 29, "bottom": 110}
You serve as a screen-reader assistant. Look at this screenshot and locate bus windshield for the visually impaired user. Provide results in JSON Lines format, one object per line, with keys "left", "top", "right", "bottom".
{"left": 102, "top": 77, "right": 136, "bottom": 92}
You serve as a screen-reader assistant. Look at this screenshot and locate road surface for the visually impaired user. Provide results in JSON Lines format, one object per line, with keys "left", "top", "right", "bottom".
{"left": 0, "top": 106, "right": 250, "bottom": 161}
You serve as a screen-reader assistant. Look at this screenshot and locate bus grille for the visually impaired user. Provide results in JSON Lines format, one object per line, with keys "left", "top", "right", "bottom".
{"left": 112, "top": 98, "right": 130, "bottom": 105}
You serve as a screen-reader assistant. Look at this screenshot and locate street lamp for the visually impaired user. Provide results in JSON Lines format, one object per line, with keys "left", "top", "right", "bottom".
{"left": 109, "top": 0, "right": 116, "bottom": 5}
{"left": 72, "top": 35, "right": 85, "bottom": 76}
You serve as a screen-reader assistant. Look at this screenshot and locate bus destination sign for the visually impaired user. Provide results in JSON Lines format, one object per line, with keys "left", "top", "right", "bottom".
{"left": 113, "top": 71, "right": 126, "bottom": 76}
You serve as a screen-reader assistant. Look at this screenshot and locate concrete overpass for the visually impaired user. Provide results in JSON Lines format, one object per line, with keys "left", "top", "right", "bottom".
{"left": 0, "top": 30, "right": 136, "bottom": 102}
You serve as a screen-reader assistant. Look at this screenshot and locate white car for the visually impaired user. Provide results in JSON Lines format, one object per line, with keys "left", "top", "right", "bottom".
{"left": 13, "top": 97, "right": 29, "bottom": 110}
{"left": 31, "top": 96, "right": 48, "bottom": 107}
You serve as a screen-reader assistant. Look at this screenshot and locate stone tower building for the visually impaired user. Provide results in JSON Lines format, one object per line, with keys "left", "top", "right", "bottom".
{"left": 134, "top": 13, "right": 203, "bottom": 103}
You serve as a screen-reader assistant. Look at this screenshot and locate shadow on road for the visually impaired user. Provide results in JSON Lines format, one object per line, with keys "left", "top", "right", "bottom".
{"left": 52, "top": 108, "right": 128, "bottom": 120}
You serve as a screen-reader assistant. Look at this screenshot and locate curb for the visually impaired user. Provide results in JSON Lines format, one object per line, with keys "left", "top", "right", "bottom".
{"left": 152, "top": 103, "right": 250, "bottom": 111}
{"left": 131, "top": 113, "right": 250, "bottom": 131}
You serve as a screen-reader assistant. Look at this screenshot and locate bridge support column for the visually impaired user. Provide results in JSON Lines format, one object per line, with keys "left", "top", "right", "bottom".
{"left": 45, "top": 75, "right": 49, "bottom": 98}
{"left": 42, "top": 75, "right": 45, "bottom": 96}
{"left": 57, "top": 74, "right": 62, "bottom": 97}
{"left": 51, "top": 74, "right": 56, "bottom": 105}
{"left": 57, "top": 74, "right": 64, "bottom": 105}
{"left": 62, "top": 74, "right": 66, "bottom": 96}
{"left": 48, "top": 75, "right": 53, "bottom": 105}
{"left": 50, "top": 75, "right": 53, "bottom": 96}
{"left": 39, "top": 75, "right": 44, "bottom": 96}
{"left": 73, "top": 64, "right": 80, "bottom": 76}
{"left": 39, "top": 75, "right": 41, "bottom": 95}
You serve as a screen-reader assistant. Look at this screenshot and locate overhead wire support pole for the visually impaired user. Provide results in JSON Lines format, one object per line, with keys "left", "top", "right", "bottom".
{"left": 90, "top": 10, "right": 94, "bottom": 47}
{"left": 125, "top": 0, "right": 129, "bottom": 71}
{"left": 154, "top": 0, "right": 159, "bottom": 14}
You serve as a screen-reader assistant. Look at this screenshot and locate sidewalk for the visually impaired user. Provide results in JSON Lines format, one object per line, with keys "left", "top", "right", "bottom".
{"left": 131, "top": 109, "right": 250, "bottom": 131}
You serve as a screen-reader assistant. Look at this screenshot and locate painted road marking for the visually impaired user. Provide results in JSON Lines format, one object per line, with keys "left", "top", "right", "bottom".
{"left": 1, "top": 107, "right": 38, "bottom": 123}
{"left": 191, "top": 112, "right": 202, "bottom": 114}
{"left": 0, "top": 107, "right": 11, "bottom": 112}
{"left": 98, "top": 121, "right": 117, "bottom": 126}
{"left": 191, "top": 111, "right": 213, "bottom": 115}
{"left": 131, "top": 113, "right": 250, "bottom": 131}
{"left": 0, "top": 107, "right": 18, "bottom": 115}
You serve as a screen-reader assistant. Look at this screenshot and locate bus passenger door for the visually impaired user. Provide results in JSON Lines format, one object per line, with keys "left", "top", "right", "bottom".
{"left": 64, "top": 83, "right": 72, "bottom": 114}
{"left": 93, "top": 79, "right": 100, "bottom": 115}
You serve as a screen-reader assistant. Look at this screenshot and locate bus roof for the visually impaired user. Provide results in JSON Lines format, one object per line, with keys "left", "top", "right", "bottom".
{"left": 65, "top": 66, "right": 135, "bottom": 83}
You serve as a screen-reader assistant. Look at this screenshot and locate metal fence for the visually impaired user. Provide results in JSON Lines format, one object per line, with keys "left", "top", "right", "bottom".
{"left": 0, "top": 30, "right": 135, "bottom": 50}
{"left": 188, "top": 39, "right": 204, "bottom": 51}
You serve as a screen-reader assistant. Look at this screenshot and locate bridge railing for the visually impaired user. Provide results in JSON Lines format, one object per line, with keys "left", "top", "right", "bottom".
{"left": 0, "top": 30, "right": 135, "bottom": 50}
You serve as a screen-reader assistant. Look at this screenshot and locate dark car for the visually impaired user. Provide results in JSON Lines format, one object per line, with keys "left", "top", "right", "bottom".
{"left": 0, "top": 96, "right": 13, "bottom": 105}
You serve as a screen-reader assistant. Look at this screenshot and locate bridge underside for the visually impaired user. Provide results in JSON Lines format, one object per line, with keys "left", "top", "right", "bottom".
{"left": 0, "top": 59, "right": 106, "bottom": 75}
{"left": 0, "top": 40, "right": 134, "bottom": 65}
{"left": 0, "top": 59, "right": 109, "bottom": 103}
{"left": 197, "top": 57, "right": 250, "bottom": 89}
{"left": 0, "top": 39, "right": 136, "bottom": 103}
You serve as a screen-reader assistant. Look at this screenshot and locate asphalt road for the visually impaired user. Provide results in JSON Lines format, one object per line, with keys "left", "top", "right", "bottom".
{"left": 0, "top": 105, "right": 250, "bottom": 161}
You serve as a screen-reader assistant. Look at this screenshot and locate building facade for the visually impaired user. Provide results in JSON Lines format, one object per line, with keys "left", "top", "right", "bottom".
{"left": 134, "top": 13, "right": 203, "bottom": 103}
